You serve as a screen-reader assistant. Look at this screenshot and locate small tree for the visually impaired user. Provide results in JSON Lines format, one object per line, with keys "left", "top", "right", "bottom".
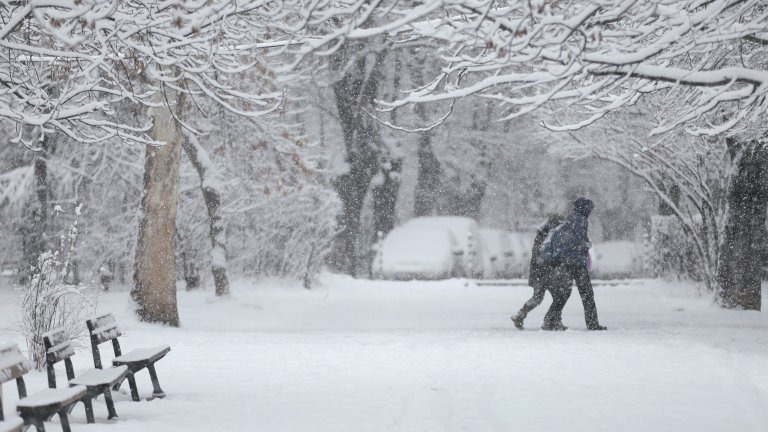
{"left": 19, "top": 204, "right": 96, "bottom": 369}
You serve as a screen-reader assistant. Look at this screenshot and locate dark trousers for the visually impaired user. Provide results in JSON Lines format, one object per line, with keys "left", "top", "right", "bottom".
{"left": 515, "top": 286, "right": 547, "bottom": 320}
{"left": 543, "top": 265, "right": 601, "bottom": 329}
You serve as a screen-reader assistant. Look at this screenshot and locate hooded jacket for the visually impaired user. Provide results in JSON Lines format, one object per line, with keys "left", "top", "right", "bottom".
{"left": 528, "top": 214, "right": 564, "bottom": 289}
{"left": 540, "top": 198, "right": 594, "bottom": 267}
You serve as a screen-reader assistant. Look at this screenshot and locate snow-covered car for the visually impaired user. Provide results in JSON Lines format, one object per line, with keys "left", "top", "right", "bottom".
{"left": 480, "top": 228, "right": 515, "bottom": 279}
{"left": 371, "top": 225, "right": 461, "bottom": 280}
{"left": 403, "top": 216, "right": 484, "bottom": 278}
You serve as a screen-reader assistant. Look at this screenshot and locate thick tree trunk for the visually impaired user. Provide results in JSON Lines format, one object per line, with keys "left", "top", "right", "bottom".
{"left": 132, "top": 89, "right": 184, "bottom": 326}
{"left": 717, "top": 139, "right": 768, "bottom": 311}
{"left": 181, "top": 134, "right": 230, "bottom": 296}
{"left": 413, "top": 132, "right": 442, "bottom": 217}
{"left": 329, "top": 162, "right": 376, "bottom": 274}
{"left": 372, "top": 158, "right": 402, "bottom": 237}
{"left": 327, "top": 46, "right": 388, "bottom": 275}
{"left": 410, "top": 48, "right": 443, "bottom": 218}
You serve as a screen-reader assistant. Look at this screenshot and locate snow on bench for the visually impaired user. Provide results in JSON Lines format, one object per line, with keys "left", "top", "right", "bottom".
{"left": 0, "top": 343, "right": 86, "bottom": 432}
{"left": 0, "top": 343, "right": 26, "bottom": 432}
{"left": 86, "top": 314, "right": 171, "bottom": 402}
{"left": 43, "top": 328, "right": 128, "bottom": 423}
{"left": 113, "top": 346, "right": 171, "bottom": 365}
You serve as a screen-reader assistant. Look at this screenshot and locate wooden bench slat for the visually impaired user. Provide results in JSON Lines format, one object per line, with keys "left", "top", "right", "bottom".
{"left": 94, "top": 324, "right": 120, "bottom": 338}
{"left": 0, "top": 344, "right": 31, "bottom": 384}
{"left": 88, "top": 314, "right": 116, "bottom": 330}
{"left": 15, "top": 386, "right": 87, "bottom": 411}
{"left": 46, "top": 341, "right": 75, "bottom": 362}
{"left": 68, "top": 365, "right": 128, "bottom": 387}
{"left": 87, "top": 314, "right": 122, "bottom": 344}
{"left": 41, "top": 329, "right": 68, "bottom": 348}
{"left": 113, "top": 346, "right": 170, "bottom": 366}
{"left": 43, "top": 328, "right": 77, "bottom": 367}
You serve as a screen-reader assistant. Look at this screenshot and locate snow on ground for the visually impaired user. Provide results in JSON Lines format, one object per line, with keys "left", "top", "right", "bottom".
{"left": 1, "top": 275, "right": 768, "bottom": 432}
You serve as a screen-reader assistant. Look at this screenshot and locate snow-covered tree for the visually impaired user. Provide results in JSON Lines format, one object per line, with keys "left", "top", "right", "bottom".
{"left": 175, "top": 102, "right": 338, "bottom": 291}
{"left": 559, "top": 108, "right": 731, "bottom": 289}
{"left": 336, "top": 0, "right": 768, "bottom": 309}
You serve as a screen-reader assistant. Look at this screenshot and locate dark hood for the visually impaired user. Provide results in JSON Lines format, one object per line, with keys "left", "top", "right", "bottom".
{"left": 573, "top": 197, "right": 594, "bottom": 217}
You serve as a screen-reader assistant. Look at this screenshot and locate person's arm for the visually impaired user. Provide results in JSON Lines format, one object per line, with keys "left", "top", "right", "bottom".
{"left": 577, "top": 220, "right": 591, "bottom": 252}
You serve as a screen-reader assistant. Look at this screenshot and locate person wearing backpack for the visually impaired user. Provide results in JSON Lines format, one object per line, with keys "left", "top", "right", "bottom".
{"left": 540, "top": 197, "right": 607, "bottom": 331}
{"left": 511, "top": 213, "right": 564, "bottom": 330}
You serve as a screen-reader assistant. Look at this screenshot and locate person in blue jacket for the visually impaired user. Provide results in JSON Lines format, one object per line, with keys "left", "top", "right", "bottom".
{"left": 540, "top": 197, "right": 607, "bottom": 331}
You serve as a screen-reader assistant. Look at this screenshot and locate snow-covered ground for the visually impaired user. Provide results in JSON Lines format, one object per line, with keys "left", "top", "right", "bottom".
{"left": 1, "top": 275, "right": 768, "bottom": 432}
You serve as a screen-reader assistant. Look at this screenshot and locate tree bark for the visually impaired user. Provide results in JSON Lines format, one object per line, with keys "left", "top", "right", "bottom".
{"left": 181, "top": 134, "right": 230, "bottom": 296}
{"left": 372, "top": 158, "right": 402, "bottom": 236}
{"left": 329, "top": 159, "right": 377, "bottom": 274}
{"left": 413, "top": 131, "right": 442, "bottom": 217}
{"left": 20, "top": 135, "right": 53, "bottom": 283}
{"left": 717, "top": 138, "right": 768, "bottom": 311}
{"left": 327, "top": 45, "right": 388, "bottom": 275}
{"left": 410, "top": 49, "right": 443, "bottom": 218}
{"left": 132, "top": 88, "right": 184, "bottom": 326}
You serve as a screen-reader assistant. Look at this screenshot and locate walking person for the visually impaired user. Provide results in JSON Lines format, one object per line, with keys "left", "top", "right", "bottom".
{"left": 511, "top": 213, "right": 564, "bottom": 330}
{"left": 540, "top": 197, "right": 607, "bottom": 331}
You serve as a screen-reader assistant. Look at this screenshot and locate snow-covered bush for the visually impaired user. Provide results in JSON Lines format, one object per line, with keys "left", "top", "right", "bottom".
{"left": 18, "top": 205, "right": 96, "bottom": 369}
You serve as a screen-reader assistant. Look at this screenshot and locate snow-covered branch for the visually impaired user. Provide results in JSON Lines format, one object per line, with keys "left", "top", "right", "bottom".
{"left": 378, "top": 0, "right": 768, "bottom": 137}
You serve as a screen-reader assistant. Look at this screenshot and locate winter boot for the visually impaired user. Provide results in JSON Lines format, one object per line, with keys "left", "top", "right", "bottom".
{"left": 588, "top": 324, "right": 607, "bottom": 331}
{"left": 511, "top": 313, "right": 525, "bottom": 330}
{"left": 541, "top": 323, "right": 568, "bottom": 331}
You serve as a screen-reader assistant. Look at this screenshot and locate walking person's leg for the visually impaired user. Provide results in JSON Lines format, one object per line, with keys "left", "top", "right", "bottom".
{"left": 542, "top": 285, "right": 572, "bottom": 330}
{"left": 571, "top": 265, "right": 606, "bottom": 330}
{"left": 542, "top": 265, "right": 572, "bottom": 330}
{"left": 512, "top": 286, "right": 547, "bottom": 329}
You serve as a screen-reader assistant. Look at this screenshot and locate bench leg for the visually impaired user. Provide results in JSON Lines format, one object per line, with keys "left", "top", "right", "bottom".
{"left": 127, "top": 373, "right": 140, "bottom": 402}
{"left": 24, "top": 417, "right": 45, "bottom": 432}
{"left": 58, "top": 409, "right": 72, "bottom": 432}
{"left": 83, "top": 398, "right": 95, "bottom": 424}
{"left": 104, "top": 389, "right": 118, "bottom": 420}
{"left": 147, "top": 364, "right": 166, "bottom": 398}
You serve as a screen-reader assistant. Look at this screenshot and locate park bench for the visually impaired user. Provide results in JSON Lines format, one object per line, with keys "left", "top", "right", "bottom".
{"left": 0, "top": 343, "right": 24, "bottom": 432}
{"left": 86, "top": 314, "right": 170, "bottom": 402}
{"left": 42, "top": 329, "right": 129, "bottom": 423}
{"left": 0, "top": 343, "right": 86, "bottom": 432}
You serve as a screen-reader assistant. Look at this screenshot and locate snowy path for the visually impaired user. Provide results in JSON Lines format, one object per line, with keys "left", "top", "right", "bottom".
{"left": 1, "top": 275, "right": 768, "bottom": 432}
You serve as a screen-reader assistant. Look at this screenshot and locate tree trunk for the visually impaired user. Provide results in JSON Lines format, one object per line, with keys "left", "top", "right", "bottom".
{"left": 372, "top": 158, "right": 402, "bottom": 237}
{"left": 19, "top": 136, "right": 53, "bottom": 282}
{"left": 717, "top": 138, "right": 768, "bottom": 311}
{"left": 181, "top": 134, "right": 230, "bottom": 296}
{"left": 413, "top": 132, "right": 442, "bottom": 217}
{"left": 410, "top": 48, "right": 443, "bottom": 218}
{"left": 132, "top": 89, "right": 184, "bottom": 326}
{"left": 327, "top": 45, "right": 388, "bottom": 275}
{"left": 329, "top": 161, "right": 376, "bottom": 274}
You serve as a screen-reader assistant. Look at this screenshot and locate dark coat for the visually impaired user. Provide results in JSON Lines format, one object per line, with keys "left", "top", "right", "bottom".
{"left": 540, "top": 198, "right": 593, "bottom": 267}
{"left": 528, "top": 215, "right": 563, "bottom": 289}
